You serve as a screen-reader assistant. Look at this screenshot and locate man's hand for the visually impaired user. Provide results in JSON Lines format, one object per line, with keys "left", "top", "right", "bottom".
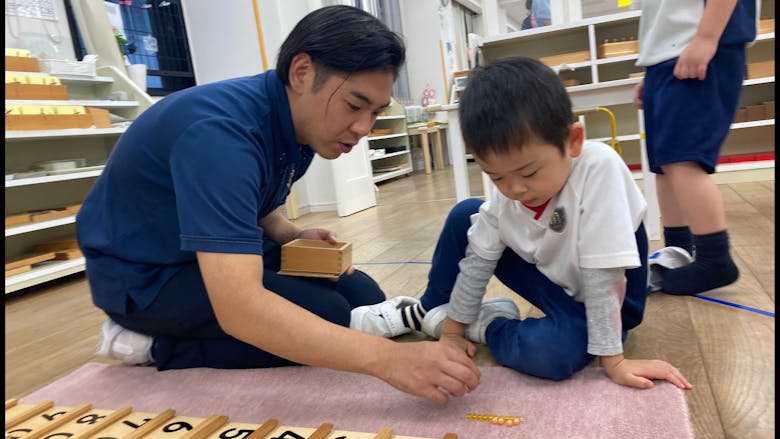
{"left": 602, "top": 354, "right": 693, "bottom": 390}
{"left": 380, "top": 341, "right": 481, "bottom": 405}
{"left": 296, "top": 228, "right": 355, "bottom": 275}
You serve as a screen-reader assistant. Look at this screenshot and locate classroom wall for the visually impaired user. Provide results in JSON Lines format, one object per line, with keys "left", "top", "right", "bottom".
{"left": 5, "top": 0, "right": 77, "bottom": 61}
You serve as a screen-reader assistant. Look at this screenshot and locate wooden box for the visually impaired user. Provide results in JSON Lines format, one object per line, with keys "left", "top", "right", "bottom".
{"left": 86, "top": 107, "right": 112, "bottom": 128}
{"left": 764, "top": 101, "right": 774, "bottom": 119}
{"left": 5, "top": 113, "right": 93, "bottom": 131}
{"left": 598, "top": 40, "right": 639, "bottom": 59}
{"left": 539, "top": 50, "right": 590, "bottom": 67}
{"left": 732, "top": 108, "right": 749, "bottom": 123}
{"left": 279, "top": 239, "right": 352, "bottom": 279}
{"left": 746, "top": 104, "right": 766, "bottom": 121}
{"left": 5, "top": 55, "right": 40, "bottom": 72}
{"left": 628, "top": 71, "right": 646, "bottom": 79}
{"left": 758, "top": 18, "right": 775, "bottom": 34}
{"left": 5, "top": 83, "right": 69, "bottom": 100}
{"left": 746, "top": 60, "right": 774, "bottom": 79}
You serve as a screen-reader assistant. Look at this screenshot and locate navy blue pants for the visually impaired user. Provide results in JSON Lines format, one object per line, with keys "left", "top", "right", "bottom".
{"left": 420, "top": 199, "right": 649, "bottom": 381}
{"left": 108, "top": 241, "right": 386, "bottom": 370}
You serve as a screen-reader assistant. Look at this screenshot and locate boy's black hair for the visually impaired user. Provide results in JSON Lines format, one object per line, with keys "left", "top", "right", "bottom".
{"left": 459, "top": 56, "right": 572, "bottom": 158}
{"left": 276, "top": 5, "right": 406, "bottom": 92}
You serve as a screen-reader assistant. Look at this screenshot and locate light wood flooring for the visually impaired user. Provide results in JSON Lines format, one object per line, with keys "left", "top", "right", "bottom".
{"left": 5, "top": 164, "right": 775, "bottom": 438}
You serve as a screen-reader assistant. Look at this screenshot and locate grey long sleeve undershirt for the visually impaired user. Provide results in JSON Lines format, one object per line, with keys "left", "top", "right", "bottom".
{"left": 447, "top": 244, "right": 498, "bottom": 325}
{"left": 578, "top": 267, "right": 626, "bottom": 356}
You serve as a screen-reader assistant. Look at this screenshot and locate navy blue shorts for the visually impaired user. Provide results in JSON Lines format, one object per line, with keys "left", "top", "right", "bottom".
{"left": 642, "top": 44, "right": 746, "bottom": 174}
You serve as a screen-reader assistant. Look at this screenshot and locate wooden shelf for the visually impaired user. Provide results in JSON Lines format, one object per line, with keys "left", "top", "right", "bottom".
{"left": 372, "top": 166, "right": 413, "bottom": 183}
{"left": 5, "top": 215, "right": 77, "bottom": 237}
{"left": 6, "top": 99, "right": 138, "bottom": 108}
{"left": 5, "top": 169, "right": 103, "bottom": 187}
{"left": 5, "top": 127, "right": 126, "bottom": 141}
{"left": 5, "top": 257, "right": 85, "bottom": 294}
{"left": 367, "top": 132, "right": 407, "bottom": 141}
{"left": 5, "top": 70, "right": 114, "bottom": 84}
{"left": 370, "top": 150, "right": 410, "bottom": 161}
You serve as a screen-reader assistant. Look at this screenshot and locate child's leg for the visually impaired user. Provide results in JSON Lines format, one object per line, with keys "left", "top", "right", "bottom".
{"left": 487, "top": 252, "right": 592, "bottom": 381}
{"left": 419, "top": 198, "right": 484, "bottom": 311}
{"left": 486, "top": 223, "right": 650, "bottom": 380}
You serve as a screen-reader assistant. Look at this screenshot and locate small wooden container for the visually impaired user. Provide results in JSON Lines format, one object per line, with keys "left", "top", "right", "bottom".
{"left": 279, "top": 239, "right": 352, "bottom": 279}
{"left": 5, "top": 83, "right": 69, "bottom": 100}
{"left": 732, "top": 108, "right": 749, "bottom": 123}
{"left": 598, "top": 40, "right": 639, "bottom": 59}
{"left": 746, "top": 60, "right": 774, "bottom": 79}
{"left": 539, "top": 50, "right": 590, "bottom": 67}
{"left": 763, "top": 101, "right": 774, "bottom": 119}
{"left": 370, "top": 128, "right": 393, "bottom": 136}
{"left": 745, "top": 104, "right": 766, "bottom": 121}
{"left": 5, "top": 55, "right": 40, "bottom": 72}
{"left": 758, "top": 18, "right": 775, "bottom": 34}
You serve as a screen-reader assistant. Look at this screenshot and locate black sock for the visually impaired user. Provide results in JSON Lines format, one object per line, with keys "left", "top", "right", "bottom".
{"left": 661, "top": 230, "right": 739, "bottom": 295}
{"left": 664, "top": 226, "right": 694, "bottom": 255}
{"left": 400, "top": 303, "right": 427, "bottom": 331}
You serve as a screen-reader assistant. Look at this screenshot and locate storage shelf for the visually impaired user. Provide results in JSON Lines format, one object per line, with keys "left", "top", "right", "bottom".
{"left": 731, "top": 119, "right": 775, "bottom": 129}
{"left": 367, "top": 132, "right": 407, "bottom": 141}
{"left": 5, "top": 257, "right": 85, "bottom": 294}
{"left": 5, "top": 127, "right": 126, "bottom": 141}
{"left": 5, "top": 70, "right": 114, "bottom": 84}
{"left": 6, "top": 99, "right": 139, "bottom": 108}
{"left": 370, "top": 150, "right": 409, "bottom": 161}
{"left": 372, "top": 166, "right": 413, "bottom": 183}
{"left": 6, "top": 169, "right": 103, "bottom": 188}
{"left": 376, "top": 115, "right": 405, "bottom": 120}
{"left": 5, "top": 215, "right": 76, "bottom": 237}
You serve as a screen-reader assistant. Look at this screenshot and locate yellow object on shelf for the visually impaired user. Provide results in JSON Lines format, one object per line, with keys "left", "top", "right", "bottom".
{"left": 574, "top": 107, "right": 622, "bottom": 156}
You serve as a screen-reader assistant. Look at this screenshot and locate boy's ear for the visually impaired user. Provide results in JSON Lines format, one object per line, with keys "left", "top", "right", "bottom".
{"left": 288, "top": 53, "right": 314, "bottom": 95}
{"left": 568, "top": 121, "right": 585, "bottom": 157}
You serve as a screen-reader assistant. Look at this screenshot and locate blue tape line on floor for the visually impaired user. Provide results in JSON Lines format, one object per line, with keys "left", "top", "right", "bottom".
{"left": 355, "top": 262, "right": 775, "bottom": 318}
{"left": 693, "top": 295, "right": 775, "bottom": 318}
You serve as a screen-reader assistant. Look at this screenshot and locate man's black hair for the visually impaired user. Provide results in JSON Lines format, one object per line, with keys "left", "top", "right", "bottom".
{"left": 459, "top": 56, "right": 572, "bottom": 158}
{"left": 276, "top": 5, "right": 406, "bottom": 91}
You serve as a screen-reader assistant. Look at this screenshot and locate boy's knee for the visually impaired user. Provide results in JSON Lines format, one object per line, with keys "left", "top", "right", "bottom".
{"left": 446, "top": 198, "right": 483, "bottom": 226}
{"left": 493, "top": 337, "right": 588, "bottom": 381}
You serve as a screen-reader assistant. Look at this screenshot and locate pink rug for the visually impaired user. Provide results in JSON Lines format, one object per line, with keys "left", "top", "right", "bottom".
{"left": 20, "top": 362, "right": 693, "bottom": 438}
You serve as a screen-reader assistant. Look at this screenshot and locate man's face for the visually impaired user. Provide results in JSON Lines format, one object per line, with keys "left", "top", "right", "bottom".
{"left": 297, "top": 69, "right": 394, "bottom": 160}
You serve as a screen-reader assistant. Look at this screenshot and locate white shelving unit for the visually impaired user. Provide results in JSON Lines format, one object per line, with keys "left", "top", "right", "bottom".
{"left": 5, "top": 71, "right": 146, "bottom": 294}
{"left": 368, "top": 99, "right": 413, "bottom": 183}
{"left": 480, "top": 8, "right": 775, "bottom": 175}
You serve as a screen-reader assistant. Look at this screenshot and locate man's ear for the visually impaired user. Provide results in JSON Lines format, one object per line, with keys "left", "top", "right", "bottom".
{"left": 288, "top": 53, "right": 314, "bottom": 95}
{"left": 568, "top": 121, "right": 584, "bottom": 158}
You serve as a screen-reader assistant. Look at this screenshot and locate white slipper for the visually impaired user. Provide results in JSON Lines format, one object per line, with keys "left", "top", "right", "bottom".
{"left": 648, "top": 246, "right": 694, "bottom": 292}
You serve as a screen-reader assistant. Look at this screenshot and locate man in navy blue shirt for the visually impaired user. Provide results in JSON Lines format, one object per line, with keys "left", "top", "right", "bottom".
{"left": 78, "top": 5, "right": 480, "bottom": 406}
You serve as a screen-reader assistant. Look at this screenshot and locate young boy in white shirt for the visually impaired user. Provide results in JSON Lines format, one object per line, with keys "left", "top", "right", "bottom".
{"left": 352, "top": 56, "right": 691, "bottom": 390}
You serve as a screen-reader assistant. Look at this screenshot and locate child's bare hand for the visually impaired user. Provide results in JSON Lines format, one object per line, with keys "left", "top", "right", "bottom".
{"left": 674, "top": 36, "right": 718, "bottom": 80}
{"left": 604, "top": 357, "right": 693, "bottom": 390}
{"left": 633, "top": 80, "right": 644, "bottom": 108}
{"left": 439, "top": 332, "right": 477, "bottom": 358}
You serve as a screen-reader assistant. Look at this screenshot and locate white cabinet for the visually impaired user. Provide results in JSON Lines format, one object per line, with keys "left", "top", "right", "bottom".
{"left": 5, "top": 72, "right": 145, "bottom": 293}
{"left": 480, "top": 9, "right": 775, "bottom": 176}
{"left": 368, "top": 99, "right": 413, "bottom": 183}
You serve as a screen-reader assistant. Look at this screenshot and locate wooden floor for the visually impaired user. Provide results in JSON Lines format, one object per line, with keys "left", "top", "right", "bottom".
{"left": 5, "top": 164, "right": 775, "bottom": 439}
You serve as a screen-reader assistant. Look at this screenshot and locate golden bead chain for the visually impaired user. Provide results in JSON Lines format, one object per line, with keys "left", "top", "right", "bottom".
{"left": 467, "top": 413, "right": 522, "bottom": 426}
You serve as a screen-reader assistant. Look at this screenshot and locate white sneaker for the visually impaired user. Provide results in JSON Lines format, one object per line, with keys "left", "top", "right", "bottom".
{"left": 421, "top": 298, "right": 520, "bottom": 344}
{"left": 95, "top": 319, "right": 154, "bottom": 365}
{"left": 648, "top": 246, "right": 694, "bottom": 292}
{"left": 350, "top": 296, "right": 421, "bottom": 338}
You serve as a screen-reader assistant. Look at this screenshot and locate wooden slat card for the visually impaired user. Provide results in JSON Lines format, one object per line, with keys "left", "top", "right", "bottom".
{"left": 5, "top": 402, "right": 458, "bottom": 439}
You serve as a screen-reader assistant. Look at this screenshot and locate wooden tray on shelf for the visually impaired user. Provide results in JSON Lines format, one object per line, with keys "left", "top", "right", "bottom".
{"left": 598, "top": 40, "right": 638, "bottom": 59}
{"left": 539, "top": 50, "right": 590, "bottom": 67}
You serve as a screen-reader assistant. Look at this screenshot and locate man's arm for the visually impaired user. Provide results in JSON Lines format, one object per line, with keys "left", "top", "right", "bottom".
{"left": 258, "top": 209, "right": 303, "bottom": 245}
{"left": 196, "top": 251, "right": 482, "bottom": 405}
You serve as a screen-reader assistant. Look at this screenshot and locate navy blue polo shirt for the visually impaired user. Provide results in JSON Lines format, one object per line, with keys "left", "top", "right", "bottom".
{"left": 76, "top": 70, "right": 314, "bottom": 315}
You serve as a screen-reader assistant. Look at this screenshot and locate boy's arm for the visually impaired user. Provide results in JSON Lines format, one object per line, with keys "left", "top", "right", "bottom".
{"left": 440, "top": 245, "right": 498, "bottom": 355}
{"left": 674, "top": 0, "right": 738, "bottom": 80}
{"left": 581, "top": 267, "right": 693, "bottom": 390}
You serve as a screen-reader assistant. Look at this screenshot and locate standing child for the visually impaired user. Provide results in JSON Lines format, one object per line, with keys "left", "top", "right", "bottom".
{"left": 352, "top": 56, "right": 692, "bottom": 390}
{"left": 634, "top": 0, "right": 757, "bottom": 295}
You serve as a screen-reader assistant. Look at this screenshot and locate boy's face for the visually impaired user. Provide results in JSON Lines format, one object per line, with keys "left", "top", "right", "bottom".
{"left": 289, "top": 55, "right": 394, "bottom": 160}
{"left": 474, "top": 124, "right": 584, "bottom": 207}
